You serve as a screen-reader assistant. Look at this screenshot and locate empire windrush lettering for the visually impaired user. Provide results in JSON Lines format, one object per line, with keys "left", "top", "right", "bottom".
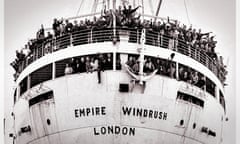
{"left": 74, "top": 106, "right": 168, "bottom": 120}
{"left": 122, "top": 106, "right": 168, "bottom": 120}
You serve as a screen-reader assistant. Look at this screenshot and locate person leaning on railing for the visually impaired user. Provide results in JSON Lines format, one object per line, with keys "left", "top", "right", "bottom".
{"left": 65, "top": 19, "right": 73, "bottom": 34}
{"left": 72, "top": 20, "right": 80, "bottom": 32}
{"left": 36, "top": 24, "right": 45, "bottom": 42}
{"left": 52, "top": 18, "right": 62, "bottom": 37}
{"left": 11, "top": 4, "right": 227, "bottom": 83}
{"left": 121, "top": 4, "right": 141, "bottom": 27}
{"left": 43, "top": 32, "right": 53, "bottom": 54}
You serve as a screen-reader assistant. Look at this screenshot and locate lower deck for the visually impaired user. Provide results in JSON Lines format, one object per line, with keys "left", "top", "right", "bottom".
{"left": 13, "top": 71, "right": 225, "bottom": 144}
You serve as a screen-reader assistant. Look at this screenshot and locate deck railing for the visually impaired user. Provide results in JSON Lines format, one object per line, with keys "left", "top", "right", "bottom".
{"left": 17, "top": 27, "right": 226, "bottom": 84}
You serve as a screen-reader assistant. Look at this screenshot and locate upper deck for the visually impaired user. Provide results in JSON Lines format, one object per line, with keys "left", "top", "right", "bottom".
{"left": 10, "top": 5, "right": 227, "bottom": 110}
{"left": 11, "top": 12, "right": 227, "bottom": 84}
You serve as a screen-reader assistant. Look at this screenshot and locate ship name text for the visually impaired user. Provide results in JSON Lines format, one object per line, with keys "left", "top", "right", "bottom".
{"left": 75, "top": 106, "right": 106, "bottom": 118}
{"left": 74, "top": 106, "right": 167, "bottom": 120}
{"left": 94, "top": 126, "right": 135, "bottom": 136}
{"left": 122, "top": 106, "right": 168, "bottom": 120}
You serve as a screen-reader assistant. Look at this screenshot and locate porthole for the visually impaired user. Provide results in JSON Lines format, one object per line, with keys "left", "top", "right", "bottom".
{"left": 193, "top": 123, "right": 196, "bottom": 129}
{"left": 47, "top": 119, "right": 51, "bottom": 125}
{"left": 180, "top": 120, "right": 184, "bottom": 126}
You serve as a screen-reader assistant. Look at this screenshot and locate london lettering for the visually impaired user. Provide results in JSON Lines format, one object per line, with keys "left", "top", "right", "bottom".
{"left": 122, "top": 106, "right": 168, "bottom": 120}
{"left": 94, "top": 126, "right": 135, "bottom": 136}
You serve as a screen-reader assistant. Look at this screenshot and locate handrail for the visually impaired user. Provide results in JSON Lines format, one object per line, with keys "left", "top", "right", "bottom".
{"left": 15, "top": 27, "right": 226, "bottom": 84}
{"left": 141, "top": 14, "right": 174, "bottom": 22}
{"left": 67, "top": 12, "right": 102, "bottom": 21}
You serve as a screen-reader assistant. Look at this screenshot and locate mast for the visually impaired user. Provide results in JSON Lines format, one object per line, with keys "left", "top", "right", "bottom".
{"left": 154, "top": 0, "right": 163, "bottom": 22}
{"left": 91, "top": 0, "right": 98, "bottom": 14}
{"left": 141, "top": 0, "right": 144, "bottom": 20}
{"left": 76, "top": 0, "right": 85, "bottom": 16}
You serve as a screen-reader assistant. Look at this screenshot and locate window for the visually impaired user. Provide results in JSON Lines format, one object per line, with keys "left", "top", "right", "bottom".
{"left": 116, "top": 53, "right": 122, "bottom": 70}
{"left": 126, "top": 55, "right": 176, "bottom": 78}
{"left": 29, "top": 91, "right": 53, "bottom": 107}
{"left": 55, "top": 58, "right": 71, "bottom": 78}
{"left": 206, "top": 78, "right": 216, "bottom": 97}
{"left": 178, "top": 63, "right": 205, "bottom": 89}
{"left": 19, "top": 77, "right": 28, "bottom": 96}
{"left": 177, "top": 92, "right": 204, "bottom": 108}
{"left": 146, "top": 56, "right": 176, "bottom": 78}
{"left": 178, "top": 64, "right": 191, "bottom": 82}
{"left": 55, "top": 53, "right": 114, "bottom": 78}
{"left": 30, "top": 64, "right": 52, "bottom": 88}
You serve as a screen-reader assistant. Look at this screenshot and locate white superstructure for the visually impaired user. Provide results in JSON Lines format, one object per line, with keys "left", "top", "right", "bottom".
{"left": 8, "top": 1, "right": 227, "bottom": 144}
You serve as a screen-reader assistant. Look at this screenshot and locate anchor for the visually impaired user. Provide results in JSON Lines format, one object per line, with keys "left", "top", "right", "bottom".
{"left": 125, "top": 28, "right": 158, "bottom": 86}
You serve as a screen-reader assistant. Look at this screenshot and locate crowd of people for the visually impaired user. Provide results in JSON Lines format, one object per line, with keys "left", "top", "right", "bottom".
{"left": 63, "top": 53, "right": 113, "bottom": 83}
{"left": 178, "top": 64, "right": 206, "bottom": 89}
{"left": 64, "top": 53, "right": 113, "bottom": 73}
{"left": 10, "top": 4, "right": 226, "bottom": 84}
{"left": 178, "top": 63, "right": 215, "bottom": 96}
{"left": 126, "top": 55, "right": 214, "bottom": 95}
{"left": 126, "top": 55, "right": 176, "bottom": 78}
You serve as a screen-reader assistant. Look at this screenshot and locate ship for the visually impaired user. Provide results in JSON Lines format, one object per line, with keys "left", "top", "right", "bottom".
{"left": 7, "top": 0, "right": 228, "bottom": 144}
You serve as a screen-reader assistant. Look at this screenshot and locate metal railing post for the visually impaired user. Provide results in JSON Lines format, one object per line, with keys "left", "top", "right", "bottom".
{"left": 70, "top": 33, "right": 73, "bottom": 47}
{"left": 137, "top": 30, "right": 139, "bottom": 44}
{"left": 188, "top": 44, "right": 191, "bottom": 57}
{"left": 52, "top": 62, "right": 56, "bottom": 80}
{"left": 90, "top": 29, "right": 93, "bottom": 43}
{"left": 35, "top": 47, "right": 38, "bottom": 60}
{"left": 113, "top": 51, "right": 116, "bottom": 71}
{"left": 42, "top": 43, "right": 44, "bottom": 57}
{"left": 176, "top": 62, "right": 179, "bottom": 80}
{"left": 27, "top": 75, "right": 31, "bottom": 89}
{"left": 175, "top": 39, "right": 178, "bottom": 51}
{"left": 206, "top": 56, "right": 209, "bottom": 69}
{"left": 112, "top": 10, "right": 116, "bottom": 44}
{"left": 53, "top": 37, "right": 57, "bottom": 51}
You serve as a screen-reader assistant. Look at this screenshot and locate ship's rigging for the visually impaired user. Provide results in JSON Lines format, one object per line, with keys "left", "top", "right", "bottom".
{"left": 76, "top": 0, "right": 164, "bottom": 17}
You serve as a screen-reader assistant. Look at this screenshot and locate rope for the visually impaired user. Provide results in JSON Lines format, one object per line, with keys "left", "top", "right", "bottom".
{"left": 76, "top": 0, "right": 84, "bottom": 16}
{"left": 183, "top": 0, "right": 191, "bottom": 25}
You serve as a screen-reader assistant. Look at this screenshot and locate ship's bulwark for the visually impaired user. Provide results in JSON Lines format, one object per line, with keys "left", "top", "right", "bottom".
{"left": 13, "top": 71, "right": 224, "bottom": 144}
